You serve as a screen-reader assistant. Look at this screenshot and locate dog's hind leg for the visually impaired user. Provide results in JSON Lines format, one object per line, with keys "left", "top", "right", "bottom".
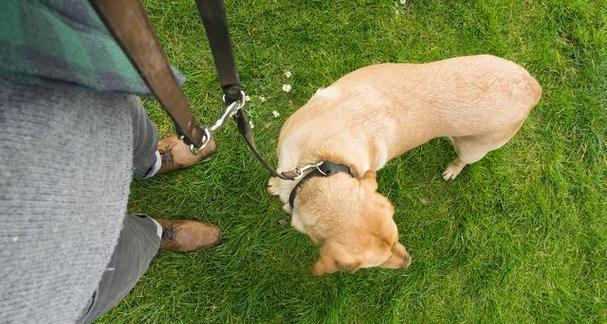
{"left": 442, "top": 122, "right": 523, "bottom": 181}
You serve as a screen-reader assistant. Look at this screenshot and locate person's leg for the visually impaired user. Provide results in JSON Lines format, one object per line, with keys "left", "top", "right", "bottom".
{"left": 77, "top": 215, "right": 161, "bottom": 324}
{"left": 128, "top": 96, "right": 161, "bottom": 179}
{"left": 74, "top": 97, "right": 220, "bottom": 322}
{"left": 77, "top": 216, "right": 221, "bottom": 323}
{"left": 128, "top": 95, "right": 217, "bottom": 178}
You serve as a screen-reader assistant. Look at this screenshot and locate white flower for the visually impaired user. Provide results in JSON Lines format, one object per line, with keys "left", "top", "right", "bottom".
{"left": 399, "top": 0, "right": 406, "bottom": 4}
{"left": 245, "top": 95, "right": 251, "bottom": 102}
{"left": 258, "top": 95, "right": 267, "bottom": 102}
{"left": 284, "top": 70, "right": 292, "bottom": 78}
{"left": 282, "top": 84, "right": 292, "bottom": 92}
{"left": 272, "top": 110, "right": 280, "bottom": 118}
{"left": 249, "top": 120, "right": 254, "bottom": 129}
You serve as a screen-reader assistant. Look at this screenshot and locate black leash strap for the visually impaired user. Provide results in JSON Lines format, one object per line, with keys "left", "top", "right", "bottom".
{"left": 89, "top": 0, "right": 206, "bottom": 148}
{"left": 93, "top": 0, "right": 297, "bottom": 180}
{"left": 195, "top": 0, "right": 241, "bottom": 104}
{"left": 234, "top": 111, "right": 295, "bottom": 180}
{"left": 195, "top": 0, "right": 295, "bottom": 180}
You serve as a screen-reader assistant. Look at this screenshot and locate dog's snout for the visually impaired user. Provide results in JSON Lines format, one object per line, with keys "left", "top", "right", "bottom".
{"left": 400, "top": 254, "right": 412, "bottom": 268}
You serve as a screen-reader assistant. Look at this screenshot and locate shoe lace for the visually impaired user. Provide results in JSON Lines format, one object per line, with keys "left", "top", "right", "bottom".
{"left": 162, "top": 226, "right": 175, "bottom": 240}
{"left": 159, "top": 148, "right": 174, "bottom": 165}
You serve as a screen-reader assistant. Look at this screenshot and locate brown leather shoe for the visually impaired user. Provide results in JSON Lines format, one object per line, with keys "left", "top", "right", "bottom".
{"left": 156, "top": 135, "right": 217, "bottom": 175}
{"left": 155, "top": 219, "right": 221, "bottom": 252}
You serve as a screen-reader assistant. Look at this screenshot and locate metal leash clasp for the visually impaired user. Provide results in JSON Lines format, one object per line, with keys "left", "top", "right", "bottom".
{"left": 282, "top": 161, "right": 325, "bottom": 180}
{"left": 189, "top": 90, "right": 247, "bottom": 154}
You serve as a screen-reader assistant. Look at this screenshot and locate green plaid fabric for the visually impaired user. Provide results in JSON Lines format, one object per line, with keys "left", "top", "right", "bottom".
{"left": 0, "top": 0, "right": 184, "bottom": 95}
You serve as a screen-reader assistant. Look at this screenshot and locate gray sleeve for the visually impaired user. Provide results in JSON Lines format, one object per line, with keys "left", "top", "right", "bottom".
{"left": 0, "top": 78, "right": 133, "bottom": 323}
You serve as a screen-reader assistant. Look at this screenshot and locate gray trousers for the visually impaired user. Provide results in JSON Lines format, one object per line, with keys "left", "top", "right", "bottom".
{"left": 78, "top": 97, "right": 162, "bottom": 323}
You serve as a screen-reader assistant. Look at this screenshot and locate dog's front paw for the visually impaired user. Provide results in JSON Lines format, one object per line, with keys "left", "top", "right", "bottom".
{"left": 267, "top": 177, "right": 280, "bottom": 196}
{"left": 282, "top": 203, "right": 292, "bottom": 214}
{"left": 442, "top": 159, "right": 466, "bottom": 181}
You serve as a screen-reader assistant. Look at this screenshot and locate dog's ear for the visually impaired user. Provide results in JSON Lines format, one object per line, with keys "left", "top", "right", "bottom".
{"left": 361, "top": 170, "right": 378, "bottom": 192}
{"left": 312, "top": 243, "right": 361, "bottom": 275}
{"left": 312, "top": 255, "right": 338, "bottom": 276}
{"left": 312, "top": 248, "right": 338, "bottom": 276}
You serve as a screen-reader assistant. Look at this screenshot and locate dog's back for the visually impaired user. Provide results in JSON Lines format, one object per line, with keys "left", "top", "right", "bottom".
{"left": 278, "top": 55, "right": 541, "bottom": 169}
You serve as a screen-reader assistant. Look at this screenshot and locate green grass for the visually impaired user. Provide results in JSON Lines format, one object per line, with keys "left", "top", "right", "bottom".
{"left": 100, "top": 0, "right": 606, "bottom": 322}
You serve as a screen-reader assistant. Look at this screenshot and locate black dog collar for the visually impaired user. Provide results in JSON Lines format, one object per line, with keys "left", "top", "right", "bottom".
{"left": 288, "top": 161, "right": 354, "bottom": 209}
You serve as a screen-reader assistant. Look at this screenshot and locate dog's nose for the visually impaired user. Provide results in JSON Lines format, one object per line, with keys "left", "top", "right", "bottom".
{"left": 400, "top": 254, "right": 412, "bottom": 268}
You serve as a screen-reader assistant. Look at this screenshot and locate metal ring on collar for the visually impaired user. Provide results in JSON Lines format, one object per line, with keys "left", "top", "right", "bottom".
{"left": 285, "top": 161, "right": 325, "bottom": 180}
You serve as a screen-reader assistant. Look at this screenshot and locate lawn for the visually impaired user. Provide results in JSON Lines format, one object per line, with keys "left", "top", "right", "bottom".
{"left": 100, "top": 0, "right": 606, "bottom": 322}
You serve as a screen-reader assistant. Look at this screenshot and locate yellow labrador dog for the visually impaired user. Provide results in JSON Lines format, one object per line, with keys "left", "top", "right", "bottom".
{"left": 268, "top": 55, "right": 541, "bottom": 275}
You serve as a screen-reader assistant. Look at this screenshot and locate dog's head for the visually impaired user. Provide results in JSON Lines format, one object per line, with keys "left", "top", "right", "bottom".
{"left": 292, "top": 170, "right": 411, "bottom": 275}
